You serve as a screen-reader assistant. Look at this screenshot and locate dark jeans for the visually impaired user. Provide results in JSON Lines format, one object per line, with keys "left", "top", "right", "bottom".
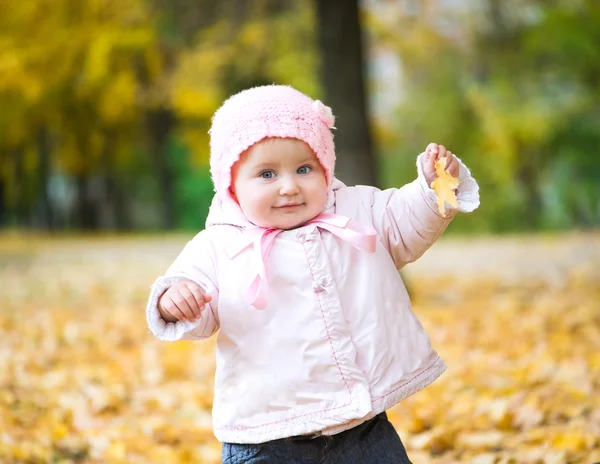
{"left": 222, "top": 412, "right": 412, "bottom": 464}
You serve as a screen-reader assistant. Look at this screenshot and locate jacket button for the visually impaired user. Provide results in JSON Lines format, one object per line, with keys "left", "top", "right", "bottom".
{"left": 313, "top": 277, "right": 330, "bottom": 293}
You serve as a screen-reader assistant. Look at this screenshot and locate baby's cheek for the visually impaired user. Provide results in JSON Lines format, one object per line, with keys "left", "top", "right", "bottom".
{"left": 317, "top": 194, "right": 328, "bottom": 214}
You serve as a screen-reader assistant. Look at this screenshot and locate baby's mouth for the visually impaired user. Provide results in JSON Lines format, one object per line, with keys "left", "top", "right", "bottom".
{"left": 275, "top": 202, "right": 302, "bottom": 208}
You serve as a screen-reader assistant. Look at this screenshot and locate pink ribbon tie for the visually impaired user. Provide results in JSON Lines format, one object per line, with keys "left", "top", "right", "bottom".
{"left": 234, "top": 213, "right": 377, "bottom": 310}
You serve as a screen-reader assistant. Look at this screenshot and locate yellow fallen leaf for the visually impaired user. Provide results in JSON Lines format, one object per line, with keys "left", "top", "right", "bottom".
{"left": 105, "top": 441, "right": 127, "bottom": 461}
{"left": 431, "top": 157, "right": 460, "bottom": 216}
{"left": 470, "top": 453, "right": 496, "bottom": 464}
{"left": 457, "top": 430, "right": 504, "bottom": 449}
{"left": 552, "top": 431, "right": 586, "bottom": 451}
{"left": 50, "top": 422, "right": 69, "bottom": 440}
{"left": 543, "top": 450, "right": 567, "bottom": 464}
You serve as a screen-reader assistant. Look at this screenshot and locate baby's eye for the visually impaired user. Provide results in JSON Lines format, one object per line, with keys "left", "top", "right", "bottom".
{"left": 297, "top": 165, "right": 312, "bottom": 174}
{"left": 259, "top": 170, "right": 275, "bottom": 179}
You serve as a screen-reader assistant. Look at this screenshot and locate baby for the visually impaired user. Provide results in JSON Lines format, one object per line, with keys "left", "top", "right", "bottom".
{"left": 146, "top": 85, "right": 479, "bottom": 463}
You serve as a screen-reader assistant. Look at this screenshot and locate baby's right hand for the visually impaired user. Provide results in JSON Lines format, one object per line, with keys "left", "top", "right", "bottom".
{"left": 158, "top": 280, "right": 212, "bottom": 323}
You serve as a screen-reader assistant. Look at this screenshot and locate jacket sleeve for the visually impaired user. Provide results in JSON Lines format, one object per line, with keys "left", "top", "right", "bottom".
{"left": 359, "top": 153, "right": 479, "bottom": 269}
{"left": 146, "top": 230, "right": 220, "bottom": 342}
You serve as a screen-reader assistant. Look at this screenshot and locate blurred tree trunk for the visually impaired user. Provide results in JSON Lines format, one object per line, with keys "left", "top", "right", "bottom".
{"left": 36, "top": 127, "right": 54, "bottom": 230}
{"left": 517, "top": 147, "right": 542, "bottom": 229}
{"left": 147, "top": 108, "right": 177, "bottom": 230}
{"left": 103, "top": 132, "right": 130, "bottom": 231}
{"left": 315, "top": 0, "right": 377, "bottom": 187}
{"left": 0, "top": 168, "right": 5, "bottom": 227}
{"left": 13, "top": 147, "right": 29, "bottom": 227}
{"left": 75, "top": 175, "right": 99, "bottom": 230}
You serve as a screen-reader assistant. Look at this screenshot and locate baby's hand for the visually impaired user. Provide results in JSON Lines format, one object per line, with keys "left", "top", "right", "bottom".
{"left": 158, "top": 280, "right": 212, "bottom": 323}
{"left": 422, "top": 143, "right": 460, "bottom": 188}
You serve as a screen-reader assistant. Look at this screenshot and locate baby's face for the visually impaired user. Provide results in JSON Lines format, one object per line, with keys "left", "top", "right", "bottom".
{"left": 231, "top": 138, "right": 328, "bottom": 230}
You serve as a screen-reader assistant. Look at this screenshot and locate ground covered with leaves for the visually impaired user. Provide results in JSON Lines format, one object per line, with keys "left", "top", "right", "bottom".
{"left": 1, "top": 233, "right": 599, "bottom": 464}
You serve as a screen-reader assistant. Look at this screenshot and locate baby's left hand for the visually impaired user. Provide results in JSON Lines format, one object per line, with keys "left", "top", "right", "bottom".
{"left": 422, "top": 143, "right": 460, "bottom": 188}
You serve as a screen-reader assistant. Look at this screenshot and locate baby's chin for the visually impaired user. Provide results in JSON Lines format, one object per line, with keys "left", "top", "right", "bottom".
{"left": 256, "top": 214, "right": 320, "bottom": 230}
{"left": 262, "top": 219, "right": 310, "bottom": 230}
{"left": 245, "top": 202, "right": 327, "bottom": 230}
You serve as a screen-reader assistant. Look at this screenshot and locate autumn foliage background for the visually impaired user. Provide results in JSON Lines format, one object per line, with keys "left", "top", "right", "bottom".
{"left": 1, "top": 0, "right": 599, "bottom": 463}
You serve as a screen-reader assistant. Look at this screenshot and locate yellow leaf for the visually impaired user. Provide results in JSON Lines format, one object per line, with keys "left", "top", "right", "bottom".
{"left": 470, "top": 453, "right": 496, "bottom": 464}
{"left": 51, "top": 422, "right": 69, "bottom": 440}
{"left": 552, "top": 432, "right": 586, "bottom": 451}
{"left": 457, "top": 431, "right": 504, "bottom": 449}
{"left": 431, "top": 157, "right": 461, "bottom": 216}
{"left": 105, "top": 441, "right": 127, "bottom": 461}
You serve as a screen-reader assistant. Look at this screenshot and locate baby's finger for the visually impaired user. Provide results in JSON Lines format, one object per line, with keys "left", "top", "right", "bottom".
{"left": 183, "top": 282, "right": 206, "bottom": 317}
{"left": 426, "top": 143, "right": 438, "bottom": 156}
{"left": 421, "top": 155, "right": 435, "bottom": 178}
{"left": 446, "top": 154, "right": 460, "bottom": 178}
{"left": 161, "top": 295, "right": 188, "bottom": 322}
{"left": 422, "top": 151, "right": 433, "bottom": 169}
{"left": 441, "top": 149, "right": 452, "bottom": 165}
{"left": 180, "top": 285, "right": 202, "bottom": 314}
{"left": 436, "top": 145, "right": 447, "bottom": 160}
{"left": 172, "top": 291, "right": 196, "bottom": 322}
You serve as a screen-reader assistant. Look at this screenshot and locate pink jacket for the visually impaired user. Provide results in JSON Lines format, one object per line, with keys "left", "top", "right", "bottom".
{"left": 146, "top": 155, "right": 479, "bottom": 444}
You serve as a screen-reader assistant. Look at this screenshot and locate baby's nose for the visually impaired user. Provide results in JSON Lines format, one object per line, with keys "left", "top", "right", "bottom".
{"left": 279, "top": 178, "right": 300, "bottom": 195}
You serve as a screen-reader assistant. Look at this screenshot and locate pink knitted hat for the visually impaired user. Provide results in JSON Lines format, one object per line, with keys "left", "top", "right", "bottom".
{"left": 209, "top": 85, "right": 336, "bottom": 198}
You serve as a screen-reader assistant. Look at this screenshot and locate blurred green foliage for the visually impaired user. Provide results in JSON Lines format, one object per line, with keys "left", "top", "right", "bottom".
{"left": 0, "top": 0, "right": 598, "bottom": 232}
{"left": 371, "top": 0, "right": 600, "bottom": 232}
